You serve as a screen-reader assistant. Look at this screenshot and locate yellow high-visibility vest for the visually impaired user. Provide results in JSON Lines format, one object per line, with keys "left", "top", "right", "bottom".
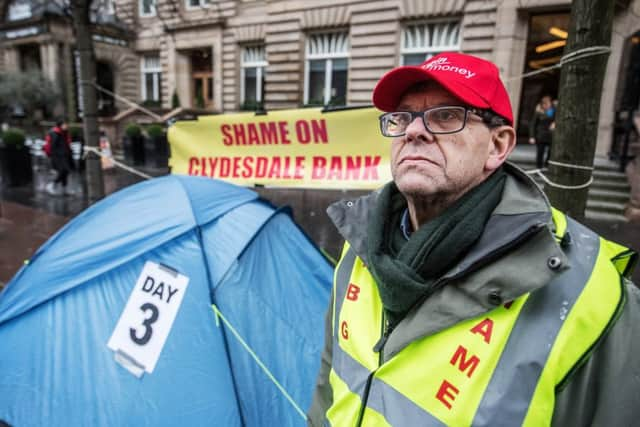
{"left": 327, "top": 211, "right": 634, "bottom": 426}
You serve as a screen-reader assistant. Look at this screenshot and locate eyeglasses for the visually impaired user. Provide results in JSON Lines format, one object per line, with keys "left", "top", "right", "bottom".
{"left": 379, "top": 106, "right": 482, "bottom": 137}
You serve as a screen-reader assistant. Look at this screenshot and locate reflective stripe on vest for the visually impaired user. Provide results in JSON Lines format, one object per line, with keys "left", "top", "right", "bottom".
{"left": 327, "top": 215, "right": 625, "bottom": 426}
{"left": 472, "top": 217, "right": 599, "bottom": 426}
{"left": 332, "top": 247, "right": 357, "bottom": 341}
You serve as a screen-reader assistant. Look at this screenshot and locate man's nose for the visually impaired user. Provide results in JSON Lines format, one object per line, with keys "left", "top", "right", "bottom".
{"left": 404, "top": 116, "right": 435, "bottom": 143}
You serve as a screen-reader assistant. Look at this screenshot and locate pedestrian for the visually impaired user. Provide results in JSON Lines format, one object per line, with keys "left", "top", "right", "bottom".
{"left": 44, "top": 118, "right": 73, "bottom": 196}
{"left": 308, "top": 52, "right": 639, "bottom": 426}
{"left": 528, "top": 94, "right": 556, "bottom": 169}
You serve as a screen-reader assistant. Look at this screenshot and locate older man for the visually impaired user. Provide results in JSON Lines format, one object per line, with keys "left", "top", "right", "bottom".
{"left": 308, "top": 52, "right": 639, "bottom": 426}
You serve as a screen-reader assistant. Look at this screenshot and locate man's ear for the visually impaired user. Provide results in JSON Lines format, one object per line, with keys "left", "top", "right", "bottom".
{"left": 485, "top": 126, "right": 516, "bottom": 171}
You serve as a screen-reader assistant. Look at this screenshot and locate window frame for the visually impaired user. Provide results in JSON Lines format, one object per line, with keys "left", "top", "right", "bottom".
{"left": 400, "top": 19, "right": 461, "bottom": 65}
{"left": 139, "top": 0, "right": 156, "bottom": 17}
{"left": 303, "top": 31, "right": 350, "bottom": 106}
{"left": 185, "top": 0, "right": 210, "bottom": 10}
{"left": 7, "top": 0, "right": 32, "bottom": 21}
{"left": 240, "top": 45, "right": 268, "bottom": 109}
{"left": 140, "top": 54, "right": 162, "bottom": 103}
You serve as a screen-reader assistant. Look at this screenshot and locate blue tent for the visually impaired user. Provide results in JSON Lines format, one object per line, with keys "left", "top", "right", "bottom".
{"left": 0, "top": 175, "right": 332, "bottom": 426}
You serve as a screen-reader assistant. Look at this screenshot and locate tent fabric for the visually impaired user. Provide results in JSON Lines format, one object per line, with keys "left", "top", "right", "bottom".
{"left": 0, "top": 175, "right": 332, "bottom": 427}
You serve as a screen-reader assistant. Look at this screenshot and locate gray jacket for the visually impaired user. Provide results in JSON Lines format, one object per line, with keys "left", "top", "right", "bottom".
{"left": 308, "top": 163, "right": 640, "bottom": 426}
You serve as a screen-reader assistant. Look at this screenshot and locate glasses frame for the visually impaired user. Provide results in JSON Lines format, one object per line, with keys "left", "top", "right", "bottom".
{"left": 379, "top": 106, "right": 483, "bottom": 137}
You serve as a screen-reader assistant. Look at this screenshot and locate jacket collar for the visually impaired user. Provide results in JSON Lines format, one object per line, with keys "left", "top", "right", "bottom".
{"left": 327, "top": 162, "right": 570, "bottom": 360}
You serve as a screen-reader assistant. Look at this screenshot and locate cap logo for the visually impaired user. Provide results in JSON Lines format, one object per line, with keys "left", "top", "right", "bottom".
{"left": 423, "top": 56, "right": 476, "bottom": 80}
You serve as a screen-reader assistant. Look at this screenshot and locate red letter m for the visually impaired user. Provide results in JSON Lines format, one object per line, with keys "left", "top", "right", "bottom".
{"left": 450, "top": 345, "right": 480, "bottom": 378}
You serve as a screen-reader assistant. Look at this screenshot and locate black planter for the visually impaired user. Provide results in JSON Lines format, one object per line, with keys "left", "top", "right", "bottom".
{"left": 152, "top": 135, "right": 168, "bottom": 169}
{"left": 130, "top": 135, "right": 145, "bottom": 166}
{"left": 0, "top": 144, "right": 32, "bottom": 187}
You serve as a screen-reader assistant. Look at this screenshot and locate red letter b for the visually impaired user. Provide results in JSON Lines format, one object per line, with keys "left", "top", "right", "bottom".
{"left": 346, "top": 283, "right": 360, "bottom": 301}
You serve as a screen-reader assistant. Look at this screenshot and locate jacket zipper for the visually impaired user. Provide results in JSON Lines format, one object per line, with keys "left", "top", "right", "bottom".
{"left": 355, "top": 311, "right": 389, "bottom": 426}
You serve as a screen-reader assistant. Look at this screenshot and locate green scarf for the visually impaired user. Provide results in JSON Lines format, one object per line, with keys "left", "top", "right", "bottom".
{"left": 367, "top": 169, "right": 506, "bottom": 328}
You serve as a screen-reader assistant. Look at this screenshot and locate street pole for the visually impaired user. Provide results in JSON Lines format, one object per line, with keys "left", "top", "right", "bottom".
{"left": 70, "top": 0, "right": 105, "bottom": 202}
{"left": 545, "top": 0, "right": 615, "bottom": 219}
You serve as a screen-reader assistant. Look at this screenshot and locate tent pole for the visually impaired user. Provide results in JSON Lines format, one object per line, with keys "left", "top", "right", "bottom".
{"left": 197, "top": 227, "right": 247, "bottom": 427}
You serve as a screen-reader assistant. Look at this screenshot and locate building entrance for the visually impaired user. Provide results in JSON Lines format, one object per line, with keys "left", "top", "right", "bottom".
{"left": 517, "top": 12, "right": 570, "bottom": 143}
{"left": 190, "top": 49, "right": 213, "bottom": 109}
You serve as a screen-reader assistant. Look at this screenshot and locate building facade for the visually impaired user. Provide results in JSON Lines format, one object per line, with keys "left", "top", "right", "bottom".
{"left": 1, "top": 0, "right": 639, "bottom": 155}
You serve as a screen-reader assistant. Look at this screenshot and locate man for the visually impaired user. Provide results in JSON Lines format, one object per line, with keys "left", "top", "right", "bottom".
{"left": 308, "top": 52, "right": 639, "bottom": 426}
{"left": 44, "top": 118, "right": 73, "bottom": 196}
{"left": 528, "top": 95, "right": 556, "bottom": 169}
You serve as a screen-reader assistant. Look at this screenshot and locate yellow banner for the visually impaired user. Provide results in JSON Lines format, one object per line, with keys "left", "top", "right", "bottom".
{"left": 168, "top": 107, "right": 392, "bottom": 189}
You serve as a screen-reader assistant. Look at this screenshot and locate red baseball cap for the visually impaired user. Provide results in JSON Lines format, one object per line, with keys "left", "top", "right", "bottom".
{"left": 372, "top": 52, "right": 513, "bottom": 125}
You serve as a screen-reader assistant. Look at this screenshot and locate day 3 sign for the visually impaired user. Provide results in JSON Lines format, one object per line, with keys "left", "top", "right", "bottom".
{"left": 108, "top": 261, "right": 189, "bottom": 377}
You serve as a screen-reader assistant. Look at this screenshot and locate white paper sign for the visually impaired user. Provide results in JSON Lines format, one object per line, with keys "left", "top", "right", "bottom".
{"left": 108, "top": 261, "right": 189, "bottom": 376}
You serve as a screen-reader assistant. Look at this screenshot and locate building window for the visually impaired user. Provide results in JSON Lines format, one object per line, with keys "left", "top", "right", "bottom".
{"left": 94, "top": 0, "right": 116, "bottom": 15}
{"left": 186, "top": 0, "right": 210, "bottom": 9}
{"left": 139, "top": 0, "right": 156, "bottom": 17}
{"left": 7, "top": 0, "right": 32, "bottom": 21}
{"left": 304, "top": 32, "right": 349, "bottom": 107}
{"left": 401, "top": 21, "right": 461, "bottom": 65}
{"left": 240, "top": 45, "right": 267, "bottom": 110}
{"left": 90, "top": 0, "right": 117, "bottom": 24}
{"left": 141, "top": 55, "right": 162, "bottom": 103}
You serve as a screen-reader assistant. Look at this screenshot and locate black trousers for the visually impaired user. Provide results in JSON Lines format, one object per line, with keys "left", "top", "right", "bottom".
{"left": 53, "top": 169, "right": 69, "bottom": 187}
{"left": 536, "top": 143, "right": 550, "bottom": 169}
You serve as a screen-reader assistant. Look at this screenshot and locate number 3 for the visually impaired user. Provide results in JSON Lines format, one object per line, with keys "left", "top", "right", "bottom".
{"left": 130, "top": 302, "right": 159, "bottom": 345}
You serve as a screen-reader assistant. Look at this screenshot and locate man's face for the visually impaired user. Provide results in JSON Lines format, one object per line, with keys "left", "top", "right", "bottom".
{"left": 541, "top": 96, "right": 552, "bottom": 110}
{"left": 390, "top": 82, "right": 495, "bottom": 203}
{"left": 61, "top": 123, "right": 68, "bottom": 131}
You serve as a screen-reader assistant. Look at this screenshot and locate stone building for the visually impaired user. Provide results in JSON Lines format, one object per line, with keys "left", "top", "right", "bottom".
{"left": 1, "top": 0, "right": 639, "bottom": 156}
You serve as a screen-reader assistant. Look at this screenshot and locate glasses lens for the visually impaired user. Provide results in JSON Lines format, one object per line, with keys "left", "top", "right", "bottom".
{"left": 381, "top": 112, "right": 411, "bottom": 136}
{"left": 425, "top": 107, "right": 466, "bottom": 133}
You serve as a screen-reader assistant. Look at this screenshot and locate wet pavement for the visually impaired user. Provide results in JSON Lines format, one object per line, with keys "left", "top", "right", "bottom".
{"left": 0, "top": 162, "right": 165, "bottom": 287}
{"left": 1, "top": 153, "right": 639, "bottom": 287}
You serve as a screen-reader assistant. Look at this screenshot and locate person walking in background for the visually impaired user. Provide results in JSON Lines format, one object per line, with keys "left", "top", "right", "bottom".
{"left": 528, "top": 95, "right": 556, "bottom": 169}
{"left": 44, "top": 118, "right": 73, "bottom": 196}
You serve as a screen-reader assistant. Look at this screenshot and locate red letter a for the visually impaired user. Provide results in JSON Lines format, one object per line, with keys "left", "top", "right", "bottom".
{"left": 470, "top": 318, "right": 494, "bottom": 344}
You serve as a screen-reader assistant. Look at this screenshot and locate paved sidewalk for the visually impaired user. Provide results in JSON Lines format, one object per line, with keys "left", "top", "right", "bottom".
{"left": 0, "top": 201, "right": 69, "bottom": 284}
{"left": 0, "top": 165, "right": 163, "bottom": 287}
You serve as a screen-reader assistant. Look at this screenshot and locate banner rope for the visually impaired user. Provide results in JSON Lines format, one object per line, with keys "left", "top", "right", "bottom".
{"left": 77, "top": 45, "right": 612, "bottom": 189}
{"left": 524, "top": 168, "right": 594, "bottom": 190}
{"left": 547, "top": 160, "right": 595, "bottom": 171}
{"left": 80, "top": 80, "right": 164, "bottom": 122}
{"left": 503, "top": 46, "right": 611, "bottom": 82}
{"left": 78, "top": 46, "right": 613, "bottom": 126}
{"left": 211, "top": 304, "right": 308, "bottom": 421}
{"left": 83, "top": 146, "right": 153, "bottom": 180}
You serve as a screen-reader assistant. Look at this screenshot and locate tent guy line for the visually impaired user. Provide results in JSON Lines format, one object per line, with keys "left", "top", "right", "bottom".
{"left": 211, "top": 304, "right": 308, "bottom": 421}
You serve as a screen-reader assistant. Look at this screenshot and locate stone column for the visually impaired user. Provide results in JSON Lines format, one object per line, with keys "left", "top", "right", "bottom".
{"left": 596, "top": 29, "right": 625, "bottom": 157}
{"left": 39, "top": 42, "right": 58, "bottom": 82}
{"left": 175, "top": 50, "right": 191, "bottom": 108}
{"left": 492, "top": 1, "right": 529, "bottom": 124}
{"left": 212, "top": 34, "right": 223, "bottom": 112}
{"left": 4, "top": 47, "right": 20, "bottom": 72}
{"left": 624, "top": 115, "right": 640, "bottom": 223}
